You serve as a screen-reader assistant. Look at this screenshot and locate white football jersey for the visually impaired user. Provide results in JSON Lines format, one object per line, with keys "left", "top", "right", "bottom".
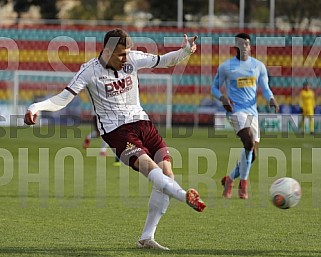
{"left": 66, "top": 50, "right": 160, "bottom": 134}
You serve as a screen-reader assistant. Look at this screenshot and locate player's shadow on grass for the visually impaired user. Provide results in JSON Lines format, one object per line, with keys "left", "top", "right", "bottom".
{"left": 1, "top": 247, "right": 321, "bottom": 256}
{"left": 169, "top": 249, "right": 321, "bottom": 256}
{"left": 132, "top": 248, "right": 321, "bottom": 256}
{"left": 0, "top": 247, "right": 110, "bottom": 257}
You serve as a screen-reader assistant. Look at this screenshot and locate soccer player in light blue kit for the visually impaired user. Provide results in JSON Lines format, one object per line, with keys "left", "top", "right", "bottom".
{"left": 212, "top": 33, "right": 279, "bottom": 199}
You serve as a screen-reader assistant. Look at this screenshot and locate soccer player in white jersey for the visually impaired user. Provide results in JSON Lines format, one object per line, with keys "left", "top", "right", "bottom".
{"left": 24, "top": 28, "right": 206, "bottom": 250}
{"left": 212, "top": 33, "right": 279, "bottom": 199}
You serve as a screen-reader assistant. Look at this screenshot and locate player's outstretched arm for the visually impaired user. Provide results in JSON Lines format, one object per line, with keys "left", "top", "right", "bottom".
{"left": 156, "top": 34, "right": 198, "bottom": 68}
{"left": 24, "top": 89, "right": 75, "bottom": 125}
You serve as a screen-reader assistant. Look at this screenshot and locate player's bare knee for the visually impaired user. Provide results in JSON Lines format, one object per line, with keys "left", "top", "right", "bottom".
{"left": 134, "top": 155, "right": 159, "bottom": 177}
{"left": 164, "top": 170, "right": 174, "bottom": 179}
{"left": 158, "top": 160, "right": 174, "bottom": 179}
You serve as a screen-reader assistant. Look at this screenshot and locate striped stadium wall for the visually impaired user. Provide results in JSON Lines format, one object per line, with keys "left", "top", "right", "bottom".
{"left": 0, "top": 24, "right": 320, "bottom": 124}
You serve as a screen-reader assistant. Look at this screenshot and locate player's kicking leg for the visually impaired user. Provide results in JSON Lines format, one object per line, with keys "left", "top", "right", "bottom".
{"left": 147, "top": 167, "right": 206, "bottom": 212}
{"left": 136, "top": 156, "right": 206, "bottom": 250}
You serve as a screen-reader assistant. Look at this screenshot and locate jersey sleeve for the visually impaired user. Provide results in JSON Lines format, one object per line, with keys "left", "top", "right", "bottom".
{"left": 27, "top": 89, "right": 75, "bottom": 114}
{"left": 129, "top": 48, "right": 192, "bottom": 69}
{"left": 129, "top": 51, "right": 159, "bottom": 70}
{"left": 66, "top": 64, "right": 90, "bottom": 95}
{"left": 258, "top": 62, "right": 274, "bottom": 101}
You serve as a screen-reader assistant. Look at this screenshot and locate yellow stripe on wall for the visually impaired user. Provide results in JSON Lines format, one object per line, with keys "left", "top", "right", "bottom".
{"left": 0, "top": 50, "right": 320, "bottom": 68}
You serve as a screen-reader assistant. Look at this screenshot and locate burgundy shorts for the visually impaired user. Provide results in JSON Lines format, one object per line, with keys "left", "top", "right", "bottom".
{"left": 101, "top": 120, "right": 170, "bottom": 170}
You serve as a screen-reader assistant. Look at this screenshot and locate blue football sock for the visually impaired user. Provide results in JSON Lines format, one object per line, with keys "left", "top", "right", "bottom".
{"left": 229, "top": 162, "right": 240, "bottom": 180}
{"left": 239, "top": 149, "right": 253, "bottom": 180}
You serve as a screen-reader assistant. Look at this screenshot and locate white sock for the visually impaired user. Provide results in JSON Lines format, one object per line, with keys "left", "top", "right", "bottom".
{"left": 148, "top": 168, "right": 186, "bottom": 203}
{"left": 140, "top": 187, "right": 170, "bottom": 241}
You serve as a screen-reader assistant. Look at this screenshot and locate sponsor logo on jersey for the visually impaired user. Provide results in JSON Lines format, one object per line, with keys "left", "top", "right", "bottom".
{"left": 104, "top": 75, "right": 133, "bottom": 97}
{"left": 237, "top": 77, "right": 256, "bottom": 88}
{"left": 122, "top": 63, "right": 133, "bottom": 74}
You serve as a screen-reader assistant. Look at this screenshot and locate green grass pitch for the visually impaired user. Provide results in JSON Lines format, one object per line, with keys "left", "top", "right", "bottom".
{"left": 0, "top": 125, "right": 320, "bottom": 257}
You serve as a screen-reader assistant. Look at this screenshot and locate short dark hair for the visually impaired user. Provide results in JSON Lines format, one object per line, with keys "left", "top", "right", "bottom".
{"left": 103, "top": 28, "right": 133, "bottom": 49}
{"left": 235, "top": 33, "right": 251, "bottom": 42}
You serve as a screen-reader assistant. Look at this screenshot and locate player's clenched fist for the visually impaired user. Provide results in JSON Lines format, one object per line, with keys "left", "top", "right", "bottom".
{"left": 24, "top": 110, "right": 38, "bottom": 125}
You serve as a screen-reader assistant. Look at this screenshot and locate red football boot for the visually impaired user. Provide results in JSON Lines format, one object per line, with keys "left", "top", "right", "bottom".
{"left": 221, "top": 176, "right": 233, "bottom": 198}
{"left": 238, "top": 179, "right": 248, "bottom": 199}
{"left": 186, "top": 188, "right": 206, "bottom": 212}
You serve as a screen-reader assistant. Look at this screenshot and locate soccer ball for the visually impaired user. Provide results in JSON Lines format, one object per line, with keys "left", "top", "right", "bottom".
{"left": 269, "top": 177, "right": 302, "bottom": 209}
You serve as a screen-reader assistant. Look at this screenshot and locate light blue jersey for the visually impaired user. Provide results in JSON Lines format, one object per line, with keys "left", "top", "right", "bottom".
{"left": 211, "top": 56, "right": 274, "bottom": 117}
